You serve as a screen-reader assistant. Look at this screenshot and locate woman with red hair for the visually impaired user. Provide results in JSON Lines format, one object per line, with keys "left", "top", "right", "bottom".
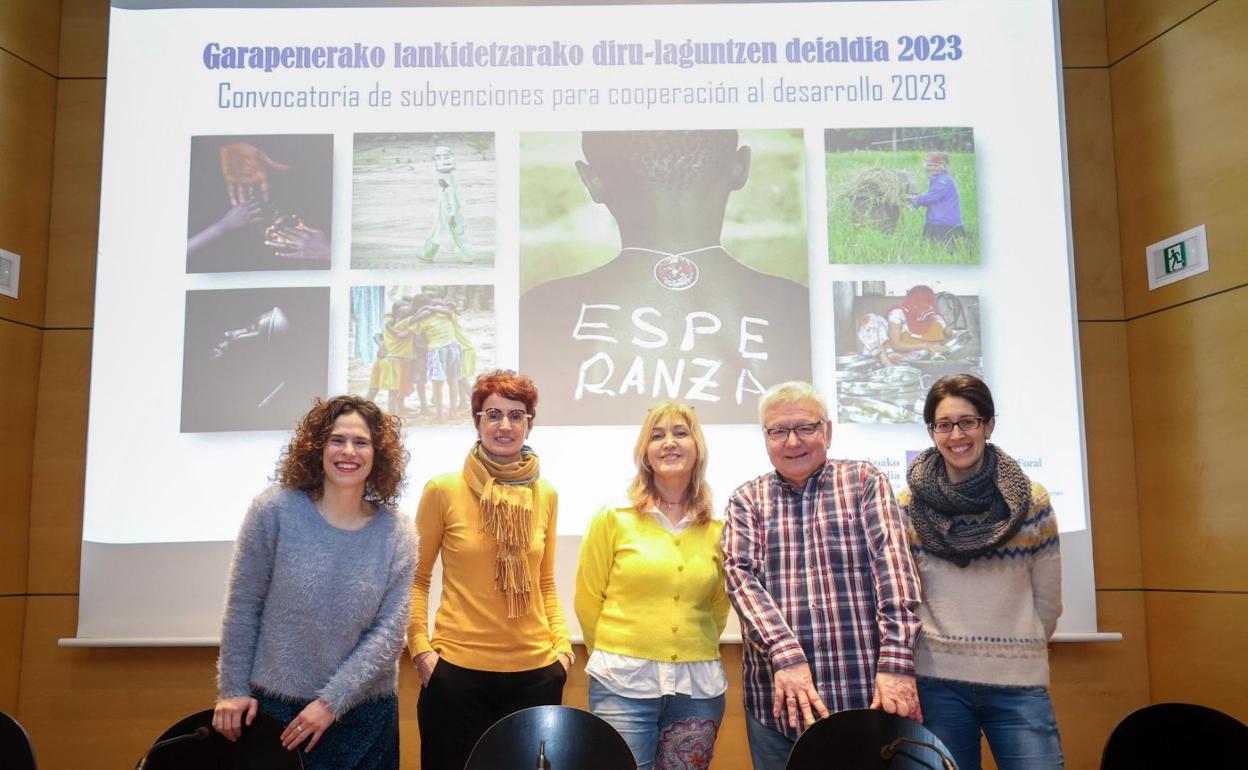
{"left": 407, "top": 370, "right": 573, "bottom": 769}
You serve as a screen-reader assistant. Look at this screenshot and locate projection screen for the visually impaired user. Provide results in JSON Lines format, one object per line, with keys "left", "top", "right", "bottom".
{"left": 70, "top": 0, "right": 1106, "bottom": 646}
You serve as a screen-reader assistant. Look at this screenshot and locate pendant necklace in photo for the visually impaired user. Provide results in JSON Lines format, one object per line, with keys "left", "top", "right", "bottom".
{"left": 621, "top": 245, "right": 720, "bottom": 292}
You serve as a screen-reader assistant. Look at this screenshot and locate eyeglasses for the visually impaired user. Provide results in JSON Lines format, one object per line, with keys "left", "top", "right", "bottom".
{"left": 928, "top": 416, "right": 989, "bottom": 434}
{"left": 764, "top": 420, "right": 824, "bottom": 443}
{"left": 477, "top": 408, "right": 531, "bottom": 424}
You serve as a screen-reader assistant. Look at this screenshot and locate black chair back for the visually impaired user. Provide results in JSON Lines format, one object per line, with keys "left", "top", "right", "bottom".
{"left": 466, "top": 705, "right": 635, "bottom": 770}
{"left": 786, "top": 708, "right": 957, "bottom": 770}
{"left": 0, "top": 710, "right": 37, "bottom": 770}
{"left": 137, "top": 708, "right": 302, "bottom": 769}
{"left": 1101, "top": 702, "right": 1248, "bottom": 769}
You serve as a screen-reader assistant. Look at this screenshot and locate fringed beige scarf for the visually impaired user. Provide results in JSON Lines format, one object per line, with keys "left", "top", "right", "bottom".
{"left": 463, "top": 442, "right": 540, "bottom": 618}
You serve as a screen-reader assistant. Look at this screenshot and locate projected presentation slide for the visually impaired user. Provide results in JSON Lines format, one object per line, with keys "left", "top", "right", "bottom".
{"left": 79, "top": 0, "right": 1099, "bottom": 640}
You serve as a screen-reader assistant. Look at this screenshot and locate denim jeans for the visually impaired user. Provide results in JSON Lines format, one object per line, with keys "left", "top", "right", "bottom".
{"left": 743, "top": 710, "right": 795, "bottom": 770}
{"left": 588, "top": 678, "right": 725, "bottom": 770}
{"left": 917, "top": 677, "right": 1064, "bottom": 770}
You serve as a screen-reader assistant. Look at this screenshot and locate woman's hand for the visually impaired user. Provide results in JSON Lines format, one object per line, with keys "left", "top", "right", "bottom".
{"left": 415, "top": 651, "right": 440, "bottom": 686}
{"left": 557, "top": 652, "right": 574, "bottom": 672}
{"left": 212, "top": 696, "right": 258, "bottom": 741}
{"left": 280, "top": 698, "right": 336, "bottom": 753}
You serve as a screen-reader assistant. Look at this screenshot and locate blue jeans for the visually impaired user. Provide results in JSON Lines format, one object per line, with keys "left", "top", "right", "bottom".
{"left": 743, "top": 711, "right": 795, "bottom": 770}
{"left": 588, "top": 678, "right": 724, "bottom": 770}
{"left": 917, "top": 677, "right": 1064, "bottom": 770}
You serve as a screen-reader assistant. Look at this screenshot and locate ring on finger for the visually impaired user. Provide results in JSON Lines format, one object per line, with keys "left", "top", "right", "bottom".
{"left": 296, "top": 724, "right": 304, "bottom": 732}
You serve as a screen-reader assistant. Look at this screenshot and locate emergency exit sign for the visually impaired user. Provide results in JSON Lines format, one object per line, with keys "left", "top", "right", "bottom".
{"left": 1146, "top": 224, "right": 1209, "bottom": 290}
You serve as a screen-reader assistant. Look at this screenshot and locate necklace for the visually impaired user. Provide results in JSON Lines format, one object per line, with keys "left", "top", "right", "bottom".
{"left": 314, "top": 497, "right": 370, "bottom": 530}
{"left": 621, "top": 245, "right": 721, "bottom": 292}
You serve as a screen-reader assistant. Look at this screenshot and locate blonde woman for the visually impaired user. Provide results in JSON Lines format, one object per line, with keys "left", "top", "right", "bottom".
{"left": 576, "top": 402, "right": 729, "bottom": 770}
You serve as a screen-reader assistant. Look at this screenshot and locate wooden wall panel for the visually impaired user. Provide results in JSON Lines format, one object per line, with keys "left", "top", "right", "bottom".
{"left": 1058, "top": 0, "right": 1107, "bottom": 68}
{"left": 45, "top": 80, "right": 104, "bottom": 329}
{"left": 0, "top": 0, "right": 61, "bottom": 75}
{"left": 1127, "top": 287, "right": 1248, "bottom": 591}
{"left": 1105, "top": 0, "right": 1214, "bottom": 64}
{"left": 1145, "top": 591, "right": 1248, "bottom": 722}
{"left": 17, "top": 596, "right": 219, "bottom": 770}
{"left": 1050, "top": 590, "right": 1151, "bottom": 769}
{"left": 58, "top": 0, "right": 109, "bottom": 79}
{"left": 0, "top": 52, "right": 56, "bottom": 328}
{"left": 0, "top": 321, "right": 42, "bottom": 595}
{"left": 28, "top": 330, "right": 92, "bottom": 594}
{"left": 1078, "top": 322, "right": 1142, "bottom": 588}
{"left": 1110, "top": 0, "right": 1248, "bottom": 318}
{"left": 0, "top": 596, "right": 26, "bottom": 715}
{"left": 1064, "top": 69, "right": 1124, "bottom": 321}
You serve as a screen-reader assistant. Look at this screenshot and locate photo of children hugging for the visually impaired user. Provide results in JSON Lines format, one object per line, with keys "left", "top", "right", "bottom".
{"left": 348, "top": 284, "right": 495, "bottom": 425}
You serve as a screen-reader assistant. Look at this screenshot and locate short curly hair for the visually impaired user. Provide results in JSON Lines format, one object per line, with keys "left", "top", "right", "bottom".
{"left": 471, "top": 370, "right": 539, "bottom": 426}
{"left": 275, "top": 395, "right": 407, "bottom": 508}
{"left": 582, "top": 129, "right": 740, "bottom": 194}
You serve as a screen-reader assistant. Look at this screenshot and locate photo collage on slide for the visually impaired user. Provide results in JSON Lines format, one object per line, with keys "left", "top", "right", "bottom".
{"left": 824, "top": 127, "right": 983, "bottom": 426}
{"left": 178, "top": 126, "right": 982, "bottom": 433}
{"left": 182, "top": 134, "right": 334, "bottom": 433}
{"left": 180, "top": 131, "right": 498, "bottom": 433}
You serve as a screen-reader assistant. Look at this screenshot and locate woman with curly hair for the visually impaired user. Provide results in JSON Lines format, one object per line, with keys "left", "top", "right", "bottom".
{"left": 575, "top": 401, "right": 729, "bottom": 770}
{"left": 407, "top": 370, "right": 573, "bottom": 770}
{"left": 213, "top": 395, "right": 416, "bottom": 770}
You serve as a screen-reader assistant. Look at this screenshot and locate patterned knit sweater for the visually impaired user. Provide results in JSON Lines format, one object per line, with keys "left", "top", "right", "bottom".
{"left": 898, "top": 482, "right": 1061, "bottom": 687}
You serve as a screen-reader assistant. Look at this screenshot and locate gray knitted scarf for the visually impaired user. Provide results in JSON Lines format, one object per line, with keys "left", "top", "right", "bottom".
{"left": 906, "top": 444, "right": 1032, "bottom": 567}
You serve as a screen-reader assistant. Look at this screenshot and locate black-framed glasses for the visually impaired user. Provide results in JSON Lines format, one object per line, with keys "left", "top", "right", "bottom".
{"left": 477, "top": 408, "right": 531, "bottom": 424}
{"left": 928, "top": 416, "right": 989, "bottom": 434}
{"left": 764, "top": 419, "right": 824, "bottom": 443}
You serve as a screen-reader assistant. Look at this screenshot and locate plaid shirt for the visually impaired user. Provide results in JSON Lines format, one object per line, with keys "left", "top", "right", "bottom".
{"left": 722, "top": 460, "right": 921, "bottom": 739}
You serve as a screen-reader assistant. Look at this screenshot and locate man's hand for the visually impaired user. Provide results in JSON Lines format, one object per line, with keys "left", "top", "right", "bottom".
{"left": 772, "top": 662, "right": 831, "bottom": 732}
{"left": 869, "top": 671, "right": 923, "bottom": 723}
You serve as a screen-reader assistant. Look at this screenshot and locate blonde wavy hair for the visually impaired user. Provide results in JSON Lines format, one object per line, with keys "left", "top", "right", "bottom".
{"left": 627, "top": 401, "right": 713, "bottom": 524}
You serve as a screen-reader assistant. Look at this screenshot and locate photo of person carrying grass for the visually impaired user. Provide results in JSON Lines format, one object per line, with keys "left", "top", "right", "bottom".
{"left": 825, "top": 127, "right": 979, "bottom": 265}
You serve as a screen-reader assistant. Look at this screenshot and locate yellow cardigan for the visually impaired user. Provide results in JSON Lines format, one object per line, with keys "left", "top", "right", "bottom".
{"left": 575, "top": 505, "right": 730, "bottom": 663}
{"left": 406, "top": 471, "right": 573, "bottom": 671}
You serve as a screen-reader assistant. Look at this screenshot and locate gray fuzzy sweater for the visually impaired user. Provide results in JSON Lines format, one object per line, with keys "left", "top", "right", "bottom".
{"left": 217, "top": 487, "right": 416, "bottom": 714}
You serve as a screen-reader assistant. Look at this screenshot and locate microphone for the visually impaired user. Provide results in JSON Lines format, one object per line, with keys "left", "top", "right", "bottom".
{"left": 880, "top": 735, "right": 957, "bottom": 770}
{"left": 135, "top": 726, "right": 212, "bottom": 770}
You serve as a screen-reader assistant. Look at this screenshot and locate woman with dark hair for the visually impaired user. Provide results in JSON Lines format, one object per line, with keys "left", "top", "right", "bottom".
{"left": 575, "top": 401, "right": 729, "bottom": 770}
{"left": 407, "top": 370, "right": 573, "bottom": 769}
{"left": 899, "top": 374, "right": 1063, "bottom": 770}
{"left": 213, "top": 395, "right": 415, "bottom": 769}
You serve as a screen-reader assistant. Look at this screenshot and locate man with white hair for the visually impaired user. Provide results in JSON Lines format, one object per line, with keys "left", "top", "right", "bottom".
{"left": 722, "top": 381, "right": 923, "bottom": 769}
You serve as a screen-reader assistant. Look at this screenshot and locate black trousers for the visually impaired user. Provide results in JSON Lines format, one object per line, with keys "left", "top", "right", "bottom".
{"left": 417, "top": 657, "right": 566, "bottom": 769}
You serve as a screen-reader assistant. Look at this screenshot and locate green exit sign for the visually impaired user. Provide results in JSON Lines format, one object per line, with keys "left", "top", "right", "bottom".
{"left": 1146, "top": 225, "right": 1209, "bottom": 291}
{"left": 1162, "top": 242, "right": 1187, "bottom": 273}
